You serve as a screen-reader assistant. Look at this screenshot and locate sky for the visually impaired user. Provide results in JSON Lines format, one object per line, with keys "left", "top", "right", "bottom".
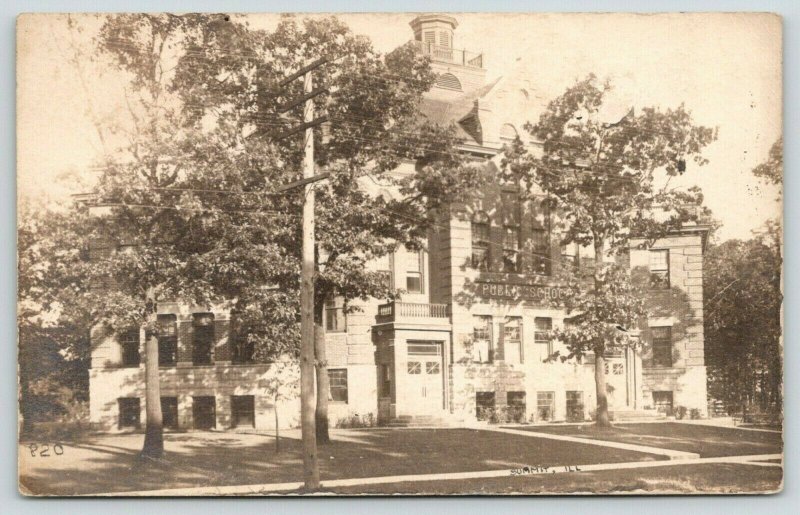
{"left": 17, "top": 12, "right": 782, "bottom": 242}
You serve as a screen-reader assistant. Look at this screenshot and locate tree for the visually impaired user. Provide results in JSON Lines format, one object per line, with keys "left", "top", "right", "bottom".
{"left": 705, "top": 222, "right": 782, "bottom": 421}
{"left": 504, "top": 75, "right": 717, "bottom": 426}
{"left": 18, "top": 197, "right": 93, "bottom": 435}
{"left": 170, "top": 15, "right": 485, "bottom": 444}
{"left": 262, "top": 356, "right": 301, "bottom": 453}
{"left": 69, "top": 13, "right": 244, "bottom": 458}
{"left": 752, "top": 137, "right": 783, "bottom": 189}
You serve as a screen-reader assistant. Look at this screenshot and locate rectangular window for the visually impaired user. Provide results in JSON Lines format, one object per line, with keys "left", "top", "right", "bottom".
{"left": 476, "top": 391, "right": 496, "bottom": 421}
{"left": 507, "top": 391, "right": 526, "bottom": 423}
{"left": 231, "top": 395, "right": 255, "bottom": 428}
{"left": 120, "top": 328, "right": 140, "bottom": 367}
{"left": 406, "top": 251, "right": 424, "bottom": 293}
{"left": 649, "top": 250, "right": 670, "bottom": 289}
{"left": 192, "top": 313, "right": 214, "bottom": 365}
{"left": 192, "top": 396, "right": 216, "bottom": 430}
{"left": 502, "top": 193, "right": 521, "bottom": 273}
{"left": 534, "top": 317, "right": 553, "bottom": 363}
{"left": 231, "top": 318, "right": 255, "bottom": 364}
{"left": 531, "top": 201, "right": 551, "bottom": 275}
{"left": 471, "top": 213, "right": 490, "bottom": 271}
{"left": 374, "top": 252, "right": 394, "bottom": 291}
{"left": 325, "top": 297, "right": 347, "bottom": 333}
{"left": 650, "top": 326, "right": 673, "bottom": 367}
{"left": 157, "top": 315, "right": 177, "bottom": 367}
{"left": 503, "top": 227, "right": 520, "bottom": 273}
{"left": 408, "top": 341, "right": 440, "bottom": 355}
{"left": 439, "top": 30, "right": 451, "bottom": 48}
{"left": 380, "top": 364, "right": 391, "bottom": 398}
{"left": 161, "top": 397, "right": 178, "bottom": 430}
{"left": 566, "top": 391, "right": 584, "bottom": 422}
{"left": 536, "top": 391, "right": 555, "bottom": 422}
{"left": 504, "top": 317, "right": 523, "bottom": 364}
{"left": 561, "top": 243, "right": 579, "bottom": 268}
{"left": 118, "top": 398, "right": 140, "bottom": 429}
{"left": 472, "top": 315, "right": 493, "bottom": 363}
{"left": 329, "top": 368, "right": 348, "bottom": 403}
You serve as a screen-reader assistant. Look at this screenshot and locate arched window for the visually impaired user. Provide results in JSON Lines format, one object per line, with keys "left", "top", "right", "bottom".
{"left": 471, "top": 211, "right": 490, "bottom": 270}
{"left": 435, "top": 73, "right": 462, "bottom": 91}
{"left": 500, "top": 123, "right": 518, "bottom": 142}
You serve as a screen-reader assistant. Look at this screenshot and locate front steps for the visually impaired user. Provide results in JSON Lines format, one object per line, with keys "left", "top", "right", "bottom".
{"left": 384, "top": 414, "right": 453, "bottom": 427}
{"left": 610, "top": 409, "right": 667, "bottom": 422}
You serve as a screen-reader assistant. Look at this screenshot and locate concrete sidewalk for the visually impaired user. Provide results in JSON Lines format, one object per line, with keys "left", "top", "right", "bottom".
{"left": 114, "top": 453, "right": 781, "bottom": 496}
{"left": 486, "top": 426, "right": 700, "bottom": 460}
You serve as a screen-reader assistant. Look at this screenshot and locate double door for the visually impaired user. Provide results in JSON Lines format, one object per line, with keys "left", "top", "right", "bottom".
{"left": 406, "top": 341, "right": 444, "bottom": 415}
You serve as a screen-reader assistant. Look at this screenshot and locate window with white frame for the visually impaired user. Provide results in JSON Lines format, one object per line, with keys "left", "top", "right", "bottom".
{"left": 650, "top": 326, "right": 673, "bottom": 367}
{"left": 504, "top": 317, "right": 523, "bottom": 364}
{"left": 374, "top": 252, "right": 393, "bottom": 291}
{"left": 502, "top": 192, "right": 521, "bottom": 273}
{"left": 534, "top": 317, "right": 553, "bottom": 362}
{"left": 471, "top": 211, "right": 490, "bottom": 270}
{"left": 329, "top": 368, "right": 349, "bottom": 403}
{"left": 325, "top": 297, "right": 346, "bottom": 333}
{"left": 472, "top": 315, "right": 492, "bottom": 363}
{"left": 406, "top": 251, "right": 424, "bottom": 293}
{"left": 649, "top": 250, "right": 670, "bottom": 290}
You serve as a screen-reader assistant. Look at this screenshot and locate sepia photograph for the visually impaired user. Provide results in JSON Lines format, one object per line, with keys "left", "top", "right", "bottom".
{"left": 16, "top": 11, "right": 783, "bottom": 496}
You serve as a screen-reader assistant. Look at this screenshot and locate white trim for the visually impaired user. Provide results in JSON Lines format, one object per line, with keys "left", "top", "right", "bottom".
{"left": 648, "top": 317, "right": 676, "bottom": 327}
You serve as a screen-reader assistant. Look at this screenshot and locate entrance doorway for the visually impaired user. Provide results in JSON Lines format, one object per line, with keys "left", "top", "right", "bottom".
{"left": 604, "top": 355, "right": 628, "bottom": 409}
{"left": 406, "top": 341, "right": 444, "bottom": 415}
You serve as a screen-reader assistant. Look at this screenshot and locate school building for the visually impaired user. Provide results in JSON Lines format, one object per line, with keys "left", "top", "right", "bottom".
{"left": 88, "top": 14, "right": 710, "bottom": 431}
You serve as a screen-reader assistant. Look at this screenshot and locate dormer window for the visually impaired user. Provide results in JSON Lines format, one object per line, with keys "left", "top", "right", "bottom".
{"left": 500, "top": 123, "right": 518, "bottom": 143}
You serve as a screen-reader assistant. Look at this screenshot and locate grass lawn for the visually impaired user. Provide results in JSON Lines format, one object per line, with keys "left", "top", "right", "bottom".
{"left": 326, "top": 463, "right": 783, "bottom": 495}
{"left": 19, "top": 428, "right": 663, "bottom": 496}
{"left": 512, "top": 423, "right": 783, "bottom": 458}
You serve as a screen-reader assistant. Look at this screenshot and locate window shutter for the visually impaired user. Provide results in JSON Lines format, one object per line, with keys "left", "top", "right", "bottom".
{"left": 519, "top": 321, "right": 524, "bottom": 363}
{"left": 495, "top": 322, "right": 505, "bottom": 361}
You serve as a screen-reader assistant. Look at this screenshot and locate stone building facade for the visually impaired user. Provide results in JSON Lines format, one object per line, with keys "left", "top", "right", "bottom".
{"left": 88, "top": 14, "right": 710, "bottom": 431}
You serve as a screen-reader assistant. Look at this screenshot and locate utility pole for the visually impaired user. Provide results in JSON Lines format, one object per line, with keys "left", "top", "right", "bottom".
{"left": 272, "top": 57, "right": 329, "bottom": 491}
{"left": 299, "top": 67, "right": 320, "bottom": 490}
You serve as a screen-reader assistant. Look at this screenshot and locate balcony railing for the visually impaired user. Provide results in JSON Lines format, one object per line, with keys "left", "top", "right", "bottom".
{"left": 377, "top": 301, "right": 451, "bottom": 321}
{"left": 412, "top": 41, "right": 484, "bottom": 69}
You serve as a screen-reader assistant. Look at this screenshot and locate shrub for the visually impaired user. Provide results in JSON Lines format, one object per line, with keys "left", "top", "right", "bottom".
{"left": 566, "top": 404, "right": 585, "bottom": 422}
{"left": 335, "top": 412, "right": 376, "bottom": 428}
{"left": 477, "top": 406, "right": 526, "bottom": 424}
{"left": 690, "top": 408, "right": 701, "bottom": 420}
{"left": 674, "top": 406, "right": 688, "bottom": 420}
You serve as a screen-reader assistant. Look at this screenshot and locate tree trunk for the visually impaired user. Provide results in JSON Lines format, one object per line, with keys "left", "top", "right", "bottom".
{"left": 274, "top": 393, "right": 280, "bottom": 453}
{"left": 594, "top": 352, "right": 612, "bottom": 427}
{"left": 592, "top": 238, "right": 612, "bottom": 428}
{"left": 141, "top": 312, "right": 164, "bottom": 458}
{"left": 314, "top": 318, "right": 331, "bottom": 444}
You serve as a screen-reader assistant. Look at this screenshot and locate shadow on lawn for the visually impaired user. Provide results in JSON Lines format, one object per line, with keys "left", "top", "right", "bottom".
{"left": 21, "top": 428, "right": 664, "bottom": 496}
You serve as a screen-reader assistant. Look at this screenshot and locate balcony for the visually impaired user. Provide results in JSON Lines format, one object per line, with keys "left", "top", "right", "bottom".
{"left": 376, "top": 301, "right": 451, "bottom": 325}
{"left": 412, "top": 41, "right": 484, "bottom": 69}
